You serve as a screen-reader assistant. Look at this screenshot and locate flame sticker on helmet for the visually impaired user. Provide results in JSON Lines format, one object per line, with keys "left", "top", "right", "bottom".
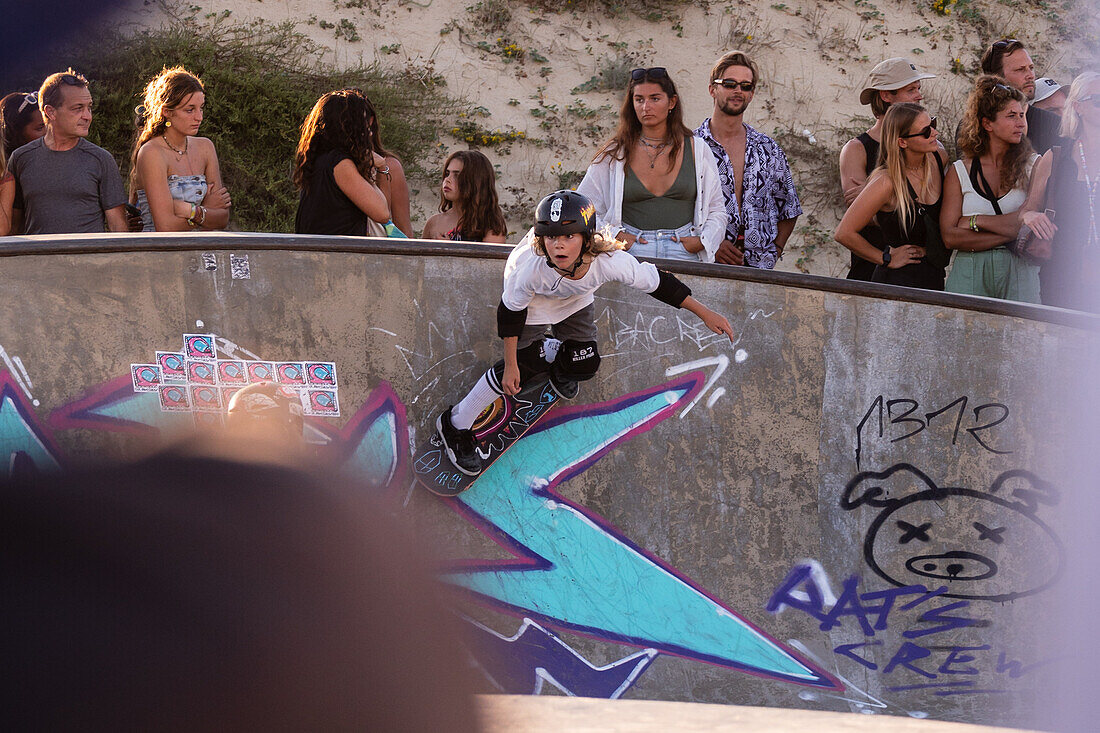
{"left": 550, "top": 197, "right": 563, "bottom": 221}
{"left": 580, "top": 203, "right": 595, "bottom": 227}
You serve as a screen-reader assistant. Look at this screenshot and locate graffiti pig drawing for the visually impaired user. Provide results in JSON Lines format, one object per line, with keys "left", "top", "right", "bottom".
{"left": 841, "top": 464, "right": 1063, "bottom": 602}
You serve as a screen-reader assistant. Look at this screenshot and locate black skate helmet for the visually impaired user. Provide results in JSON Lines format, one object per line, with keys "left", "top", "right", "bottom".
{"left": 534, "top": 190, "right": 597, "bottom": 238}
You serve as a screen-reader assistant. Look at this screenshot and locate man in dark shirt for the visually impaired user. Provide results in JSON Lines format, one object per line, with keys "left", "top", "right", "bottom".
{"left": 980, "top": 39, "right": 1064, "bottom": 154}
{"left": 9, "top": 69, "right": 128, "bottom": 234}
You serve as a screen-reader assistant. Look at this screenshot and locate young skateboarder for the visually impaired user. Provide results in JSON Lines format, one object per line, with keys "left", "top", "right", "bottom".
{"left": 436, "top": 189, "right": 735, "bottom": 476}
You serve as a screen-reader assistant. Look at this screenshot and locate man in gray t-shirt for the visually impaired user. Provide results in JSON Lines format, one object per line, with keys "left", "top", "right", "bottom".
{"left": 10, "top": 69, "right": 127, "bottom": 235}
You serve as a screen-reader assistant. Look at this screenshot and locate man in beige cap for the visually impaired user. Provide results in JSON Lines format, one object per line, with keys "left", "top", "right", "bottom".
{"left": 838, "top": 57, "right": 935, "bottom": 280}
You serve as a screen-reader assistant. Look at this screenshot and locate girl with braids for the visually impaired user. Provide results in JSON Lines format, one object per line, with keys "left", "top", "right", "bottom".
{"left": 294, "top": 89, "right": 390, "bottom": 236}
{"left": 362, "top": 94, "right": 412, "bottom": 237}
{"left": 422, "top": 150, "right": 507, "bottom": 243}
{"left": 835, "top": 102, "right": 949, "bottom": 290}
{"left": 130, "top": 66, "right": 231, "bottom": 231}
{"left": 941, "top": 76, "right": 1039, "bottom": 302}
{"left": 577, "top": 67, "right": 726, "bottom": 262}
{"left": 0, "top": 91, "right": 47, "bottom": 235}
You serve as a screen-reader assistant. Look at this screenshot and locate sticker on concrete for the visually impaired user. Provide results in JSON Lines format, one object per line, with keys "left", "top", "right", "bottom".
{"left": 130, "top": 364, "right": 161, "bottom": 392}
{"left": 230, "top": 254, "right": 250, "bottom": 279}
{"left": 201, "top": 252, "right": 217, "bottom": 271}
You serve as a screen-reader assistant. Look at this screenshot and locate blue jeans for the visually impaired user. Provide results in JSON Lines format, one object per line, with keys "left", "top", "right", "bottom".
{"left": 622, "top": 222, "right": 702, "bottom": 262}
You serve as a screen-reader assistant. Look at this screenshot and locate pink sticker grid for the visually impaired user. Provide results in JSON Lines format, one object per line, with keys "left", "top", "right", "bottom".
{"left": 183, "top": 333, "right": 218, "bottom": 361}
{"left": 131, "top": 364, "right": 161, "bottom": 392}
{"left": 305, "top": 362, "right": 338, "bottom": 387}
{"left": 217, "top": 360, "right": 249, "bottom": 385}
{"left": 139, "top": 334, "right": 342, "bottom": 418}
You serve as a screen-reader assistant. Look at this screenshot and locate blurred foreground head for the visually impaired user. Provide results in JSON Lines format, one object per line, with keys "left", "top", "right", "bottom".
{"left": 0, "top": 454, "right": 477, "bottom": 731}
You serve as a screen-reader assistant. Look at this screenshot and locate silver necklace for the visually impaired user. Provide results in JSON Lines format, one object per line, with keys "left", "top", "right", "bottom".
{"left": 639, "top": 136, "right": 669, "bottom": 168}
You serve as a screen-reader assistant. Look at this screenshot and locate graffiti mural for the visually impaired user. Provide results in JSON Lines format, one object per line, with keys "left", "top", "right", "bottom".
{"left": 840, "top": 463, "right": 1063, "bottom": 602}
{"left": 2, "top": 348, "right": 834, "bottom": 700}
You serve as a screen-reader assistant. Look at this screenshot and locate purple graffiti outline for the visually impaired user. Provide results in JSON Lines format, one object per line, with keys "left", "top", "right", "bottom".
{"left": 433, "top": 371, "right": 841, "bottom": 690}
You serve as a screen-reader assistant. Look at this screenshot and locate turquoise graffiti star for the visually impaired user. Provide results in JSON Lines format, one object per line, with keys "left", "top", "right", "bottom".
{"left": 442, "top": 375, "right": 834, "bottom": 688}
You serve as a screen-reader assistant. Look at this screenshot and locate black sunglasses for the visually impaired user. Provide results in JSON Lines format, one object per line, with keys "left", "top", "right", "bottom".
{"left": 901, "top": 116, "right": 938, "bottom": 138}
{"left": 630, "top": 67, "right": 668, "bottom": 81}
{"left": 991, "top": 38, "right": 1022, "bottom": 51}
{"left": 713, "top": 78, "right": 756, "bottom": 92}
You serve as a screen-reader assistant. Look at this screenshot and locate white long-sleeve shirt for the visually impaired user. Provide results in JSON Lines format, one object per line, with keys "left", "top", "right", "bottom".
{"left": 501, "top": 234, "right": 662, "bottom": 325}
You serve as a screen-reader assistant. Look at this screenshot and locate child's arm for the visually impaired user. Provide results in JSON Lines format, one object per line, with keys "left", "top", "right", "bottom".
{"left": 502, "top": 336, "right": 521, "bottom": 395}
{"left": 681, "top": 296, "right": 734, "bottom": 342}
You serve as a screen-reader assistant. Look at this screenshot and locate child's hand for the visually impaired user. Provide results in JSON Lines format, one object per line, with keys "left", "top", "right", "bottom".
{"left": 701, "top": 308, "right": 735, "bottom": 342}
{"left": 502, "top": 363, "right": 521, "bottom": 395}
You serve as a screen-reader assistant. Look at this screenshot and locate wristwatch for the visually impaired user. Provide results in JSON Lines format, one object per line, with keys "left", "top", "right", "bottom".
{"left": 881, "top": 245, "right": 892, "bottom": 266}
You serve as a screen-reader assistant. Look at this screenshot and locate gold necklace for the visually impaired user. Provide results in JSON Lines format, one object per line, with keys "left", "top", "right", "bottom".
{"left": 163, "top": 134, "right": 188, "bottom": 158}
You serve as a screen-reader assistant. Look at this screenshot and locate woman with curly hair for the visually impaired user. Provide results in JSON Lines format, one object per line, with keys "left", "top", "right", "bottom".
{"left": 0, "top": 91, "right": 47, "bottom": 235}
{"left": 294, "top": 89, "right": 390, "bottom": 236}
{"left": 941, "top": 75, "right": 1039, "bottom": 302}
{"left": 576, "top": 67, "right": 726, "bottom": 262}
{"left": 422, "top": 150, "right": 506, "bottom": 243}
{"left": 835, "top": 102, "right": 949, "bottom": 290}
{"left": 130, "top": 66, "right": 232, "bottom": 231}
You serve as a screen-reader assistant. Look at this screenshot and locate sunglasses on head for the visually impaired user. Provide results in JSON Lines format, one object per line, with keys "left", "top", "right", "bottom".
{"left": 901, "top": 116, "right": 938, "bottom": 138}
{"left": 991, "top": 38, "right": 1022, "bottom": 51}
{"left": 630, "top": 67, "right": 668, "bottom": 81}
{"left": 17, "top": 92, "right": 37, "bottom": 113}
{"left": 713, "top": 78, "right": 756, "bottom": 92}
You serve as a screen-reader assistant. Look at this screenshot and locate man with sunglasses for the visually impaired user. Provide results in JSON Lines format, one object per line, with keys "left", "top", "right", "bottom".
{"left": 979, "top": 38, "right": 1063, "bottom": 154}
{"left": 8, "top": 69, "right": 128, "bottom": 235}
{"left": 695, "top": 51, "right": 801, "bottom": 269}
{"left": 838, "top": 57, "right": 935, "bottom": 280}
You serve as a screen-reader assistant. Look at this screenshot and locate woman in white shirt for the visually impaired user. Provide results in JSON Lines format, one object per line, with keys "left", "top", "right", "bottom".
{"left": 577, "top": 67, "right": 726, "bottom": 263}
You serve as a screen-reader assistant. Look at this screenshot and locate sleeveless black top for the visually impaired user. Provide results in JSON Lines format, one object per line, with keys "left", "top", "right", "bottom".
{"left": 846, "top": 133, "right": 884, "bottom": 281}
{"left": 871, "top": 154, "right": 948, "bottom": 291}
{"left": 295, "top": 149, "right": 369, "bottom": 236}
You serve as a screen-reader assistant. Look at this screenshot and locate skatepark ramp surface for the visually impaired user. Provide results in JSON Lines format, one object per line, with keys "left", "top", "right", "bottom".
{"left": 0, "top": 232, "right": 1092, "bottom": 727}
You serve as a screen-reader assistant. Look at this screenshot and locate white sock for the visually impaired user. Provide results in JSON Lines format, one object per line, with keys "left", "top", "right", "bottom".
{"left": 451, "top": 369, "right": 502, "bottom": 430}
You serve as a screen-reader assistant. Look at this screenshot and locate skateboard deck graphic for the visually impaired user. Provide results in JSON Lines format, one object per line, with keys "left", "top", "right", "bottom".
{"left": 414, "top": 378, "right": 560, "bottom": 496}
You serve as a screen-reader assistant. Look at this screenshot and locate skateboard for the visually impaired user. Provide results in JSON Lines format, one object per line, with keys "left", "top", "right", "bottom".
{"left": 413, "top": 376, "right": 561, "bottom": 497}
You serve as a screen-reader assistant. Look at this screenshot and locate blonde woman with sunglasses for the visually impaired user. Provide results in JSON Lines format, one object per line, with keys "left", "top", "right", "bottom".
{"left": 835, "top": 103, "right": 949, "bottom": 290}
{"left": 0, "top": 92, "right": 47, "bottom": 235}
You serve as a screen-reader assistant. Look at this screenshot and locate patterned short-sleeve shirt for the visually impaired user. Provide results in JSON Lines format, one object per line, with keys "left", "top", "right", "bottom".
{"left": 695, "top": 118, "right": 802, "bottom": 269}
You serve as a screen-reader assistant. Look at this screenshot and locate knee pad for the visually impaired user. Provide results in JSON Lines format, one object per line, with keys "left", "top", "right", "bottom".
{"left": 552, "top": 340, "right": 600, "bottom": 382}
{"left": 489, "top": 341, "right": 552, "bottom": 390}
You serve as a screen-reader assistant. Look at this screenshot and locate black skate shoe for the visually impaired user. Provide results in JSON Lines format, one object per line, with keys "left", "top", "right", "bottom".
{"left": 549, "top": 373, "right": 580, "bottom": 400}
{"left": 437, "top": 407, "right": 481, "bottom": 476}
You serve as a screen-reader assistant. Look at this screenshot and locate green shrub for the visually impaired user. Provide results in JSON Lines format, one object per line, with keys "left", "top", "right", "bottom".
{"left": 12, "top": 6, "right": 456, "bottom": 232}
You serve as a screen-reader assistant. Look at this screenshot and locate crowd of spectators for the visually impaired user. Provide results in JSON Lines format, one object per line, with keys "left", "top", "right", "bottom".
{"left": 836, "top": 39, "right": 1099, "bottom": 311}
{"left": 0, "top": 39, "right": 1096, "bottom": 312}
